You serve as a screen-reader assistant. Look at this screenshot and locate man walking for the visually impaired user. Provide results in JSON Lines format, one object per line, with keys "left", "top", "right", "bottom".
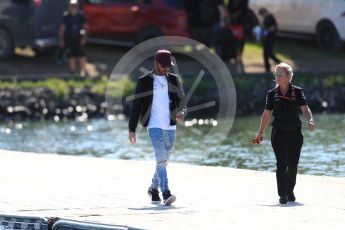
{"left": 128, "top": 50, "right": 186, "bottom": 206}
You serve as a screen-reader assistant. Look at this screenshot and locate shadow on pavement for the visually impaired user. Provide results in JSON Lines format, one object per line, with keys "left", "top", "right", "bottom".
{"left": 260, "top": 202, "right": 305, "bottom": 208}
{"left": 128, "top": 205, "right": 183, "bottom": 211}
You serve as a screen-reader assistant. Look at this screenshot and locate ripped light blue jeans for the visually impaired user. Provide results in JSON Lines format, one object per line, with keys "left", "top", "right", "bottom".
{"left": 148, "top": 128, "right": 176, "bottom": 193}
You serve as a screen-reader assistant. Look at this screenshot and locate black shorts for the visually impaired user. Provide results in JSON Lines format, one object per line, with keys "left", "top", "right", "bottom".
{"left": 66, "top": 40, "right": 86, "bottom": 58}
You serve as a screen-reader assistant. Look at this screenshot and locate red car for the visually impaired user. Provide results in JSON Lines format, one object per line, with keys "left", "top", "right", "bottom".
{"left": 83, "top": 0, "right": 190, "bottom": 47}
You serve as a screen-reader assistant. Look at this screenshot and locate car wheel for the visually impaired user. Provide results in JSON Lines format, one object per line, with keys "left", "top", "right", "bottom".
{"left": 0, "top": 28, "right": 14, "bottom": 60}
{"left": 316, "top": 21, "right": 342, "bottom": 51}
{"left": 136, "top": 27, "right": 162, "bottom": 44}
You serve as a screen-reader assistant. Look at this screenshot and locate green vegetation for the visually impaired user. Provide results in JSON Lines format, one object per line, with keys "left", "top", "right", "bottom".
{"left": 0, "top": 72, "right": 343, "bottom": 100}
{"left": 323, "top": 75, "right": 345, "bottom": 88}
{"left": 0, "top": 78, "right": 70, "bottom": 99}
{"left": 0, "top": 76, "right": 136, "bottom": 100}
{"left": 101, "top": 76, "right": 136, "bottom": 98}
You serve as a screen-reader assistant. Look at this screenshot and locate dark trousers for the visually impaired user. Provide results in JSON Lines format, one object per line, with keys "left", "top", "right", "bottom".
{"left": 263, "top": 34, "right": 281, "bottom": 72}
{"left": 271, "top": 127, "right": 303, "bottom": 197}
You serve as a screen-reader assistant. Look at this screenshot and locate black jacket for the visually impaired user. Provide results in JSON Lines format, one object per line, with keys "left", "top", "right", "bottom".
{"left": 128, "top": 71, "right": 187, "bottom": 132}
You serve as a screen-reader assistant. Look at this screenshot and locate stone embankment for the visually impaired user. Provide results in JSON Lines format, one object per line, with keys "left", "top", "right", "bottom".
{"left": 0, "top": 74, "right": 344, "bottom": 121}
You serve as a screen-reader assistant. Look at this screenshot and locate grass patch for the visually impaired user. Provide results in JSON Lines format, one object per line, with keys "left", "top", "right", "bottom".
{"left": 0, "top": 72, "right": 344, "bottom": 100}
{"left": 99, "top": 76, "right": 136, "bottom": 98}
{"left": 0, "top": 77, "right": 136, "bottom": 100}
{"left": 244, "top": 38, "right": 345, "bottom": 63}
{"left": 243, "top": 41, "right": 289, "bottom": 63}
{"left": 323, "top": 75, "right": 345, "bottom": 88}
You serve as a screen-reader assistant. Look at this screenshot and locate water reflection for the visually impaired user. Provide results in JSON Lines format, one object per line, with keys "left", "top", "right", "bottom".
{"left": 0, "top": 114, "right": 344, "bottom": 177}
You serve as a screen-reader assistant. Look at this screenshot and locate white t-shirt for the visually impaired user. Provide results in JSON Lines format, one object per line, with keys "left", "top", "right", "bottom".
{"left": 148, "top": 74, "right": 176, "bottom": 130}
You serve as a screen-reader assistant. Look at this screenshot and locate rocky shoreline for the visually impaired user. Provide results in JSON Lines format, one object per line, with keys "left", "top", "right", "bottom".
{"left": 0, "top": 87, "right": 111, "bottom": 122}
{"left": 0, "top": 74, "right": 344, "bottom": 122}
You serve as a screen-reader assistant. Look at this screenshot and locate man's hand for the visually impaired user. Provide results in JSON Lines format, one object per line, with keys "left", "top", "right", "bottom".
{"left": 176, "top": 111, "right": 185, "bottom": 122}
{"left": 129, "top": 132, "right": 136, "bottom": 144}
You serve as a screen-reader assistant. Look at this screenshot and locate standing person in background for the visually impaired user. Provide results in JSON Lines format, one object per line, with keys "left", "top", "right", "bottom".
{"left": 59, "top": 0, "right": 88, "bottom": 76}
{"left": 183, "top": 0, "right": 203, "bottom": 43}
{"left": 208, "top": 0, "right": 227, "bottom": 57}
{"left": 192, "top": 0, "right": 227, "bottom": 55}
{"left": 228, "top": 0, "right": 249, "bottom": 72}
{"left": 258, "top": 8, "right": 281, "bottom": 73}
{"left": 128, "top": 50, "right": 186, "bottom": 206}
{"left": 254, "top": 63, "right": 315, "bottom": 204}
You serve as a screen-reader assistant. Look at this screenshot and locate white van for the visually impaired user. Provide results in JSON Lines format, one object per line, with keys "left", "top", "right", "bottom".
{"left": 248, "top": 0, "right": 345, "bottom": 50}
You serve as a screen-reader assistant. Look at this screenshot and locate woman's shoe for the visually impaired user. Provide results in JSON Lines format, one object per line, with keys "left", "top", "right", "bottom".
{"left": 279, "top": 196, "right": 288, "bottom": 204}
{"left": 288, "top": 192, "right": 296, "bottom": 202}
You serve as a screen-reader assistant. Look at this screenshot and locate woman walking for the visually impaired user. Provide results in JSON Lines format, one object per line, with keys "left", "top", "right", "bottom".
{"left": 254, "top": 63, "right": 315, "bottom": 204}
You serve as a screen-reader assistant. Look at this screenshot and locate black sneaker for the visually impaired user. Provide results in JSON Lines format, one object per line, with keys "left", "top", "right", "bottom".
{"left": 163, "top": 190, "right": 176, "bottom": 206}
{"left": 279, "top": 196, "right": 288, "bottom": 204}
{"left": 288, "top": 192, "right": 296, "bottom": 202}
{"left": 148, "top": 187, "right": 161, "bottom": 204}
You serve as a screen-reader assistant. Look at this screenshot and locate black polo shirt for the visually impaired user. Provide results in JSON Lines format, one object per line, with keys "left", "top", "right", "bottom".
{"left": 61, "top": 11, "right": 86, "bottom": 41}
{"left": 263, "top": 14, "right": 278, "bottom": 35}
{"left": 265, "top": 85, "right": 307, "bottom": 129}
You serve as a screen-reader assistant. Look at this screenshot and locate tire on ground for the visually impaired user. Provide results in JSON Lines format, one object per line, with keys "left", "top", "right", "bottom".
{"left": 316, "top": 21, "right": 342, "bottom": 51}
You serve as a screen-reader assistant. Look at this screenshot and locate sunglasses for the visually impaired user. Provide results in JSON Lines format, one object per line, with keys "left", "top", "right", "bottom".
{"left": 273, "top": 73, "right": 288, "bottom": 77}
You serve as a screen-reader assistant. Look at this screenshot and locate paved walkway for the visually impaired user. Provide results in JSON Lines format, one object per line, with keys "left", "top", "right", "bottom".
{"left": 0, "top": 149, "right": 344, "bottom": 230}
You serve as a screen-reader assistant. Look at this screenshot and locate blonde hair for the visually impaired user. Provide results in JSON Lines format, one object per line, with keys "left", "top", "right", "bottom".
{"left": 275, "top": 62, "right": 294, "bottom": 78}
